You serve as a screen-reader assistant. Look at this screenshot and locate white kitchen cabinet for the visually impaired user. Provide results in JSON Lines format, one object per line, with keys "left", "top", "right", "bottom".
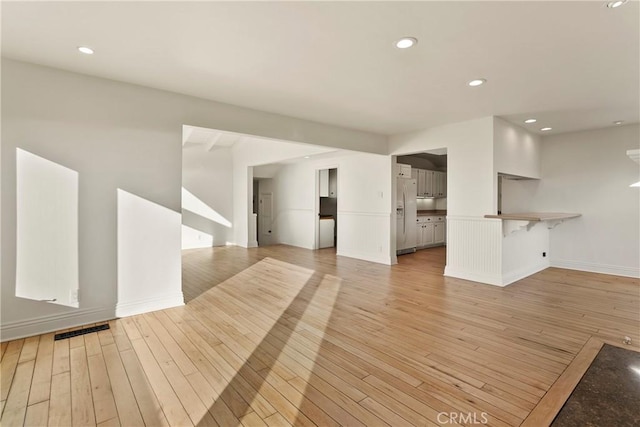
{"left": 416, "top": 216, "right": 445, "bottom": 247}
{"left": 434, "top": 171, "right": 447, "bottom": 198}
{"left": 411, "top": 169, "right": 419, "bottom": 185}
{"left": 412, "top": 169, "right": 446, "bottom": 198}
{"left": 328, "top": 168, "right": 337, "bottom": 198}
{"left": 396, "top": 163, "right": 411, "bottom": 178}
{"left": 424, "top": 170, "right": 434, "bottom": 197}
{"left": 415, "top": 217, "right": 424, "bottom": 246}
{"left": 319, "top": 218, "right": 335, "bottom": 248}
{"left": 422, "top": 222, "right": 435, "bottom": 246}
{"left": 411, "top": 169, "right": 426, "bottom": 197}
{"left": 419, "top": 170, "right": 427, "bottom": 197}
{"left": 416, "top": 217, "right": 434, "bottom": 247}
{"left": 434, "top": 221, "right": 445, "bottom": 244}
{"left": 319, "top": 169, "right": 329, "bottom": 197}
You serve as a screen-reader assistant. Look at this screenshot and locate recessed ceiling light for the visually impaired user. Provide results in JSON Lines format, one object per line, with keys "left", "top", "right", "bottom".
{"left": 304, "top": 156, "right": 310, "bottom": 159}
{"left": 607, "top": 0, "right": 627, "bottom": 8}
{"left": 468, "top": 79, "right": 486, "bottom": 87}
{"left": 540, "top": 127, "right": 552, "bottom": 131}
{"left": 77, "top": 46, "right": 94, "bottom": 55}
{"left": 524, "top": 118, "right": 537, "bottom": 124}
{"left": 395, "top": 37, "right": 417, "bottom": 49}
{"left": 614, "top": 120, "right": 624, "bottom": 125}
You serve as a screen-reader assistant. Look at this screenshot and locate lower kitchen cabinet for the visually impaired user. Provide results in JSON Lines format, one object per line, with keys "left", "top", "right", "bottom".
{"left": 434, "top": 221, "right": 445, "bottom": 244}
{"left": 416, "top": 216, "right": 446, "bottom": 248}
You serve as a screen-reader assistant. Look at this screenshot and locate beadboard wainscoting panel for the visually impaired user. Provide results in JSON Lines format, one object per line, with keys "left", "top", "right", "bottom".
{"left": 444, "top": 216, "right": 503, "bottom": 286}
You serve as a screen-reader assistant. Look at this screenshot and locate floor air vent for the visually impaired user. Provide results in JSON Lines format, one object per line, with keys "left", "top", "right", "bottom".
{"left": 54, "top": 324, "right": 110, "bottom": 341}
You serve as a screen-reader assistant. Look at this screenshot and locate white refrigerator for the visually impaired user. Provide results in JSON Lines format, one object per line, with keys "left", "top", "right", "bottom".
{"left": 396, "top": 178, "right": 417, "bottom": 254}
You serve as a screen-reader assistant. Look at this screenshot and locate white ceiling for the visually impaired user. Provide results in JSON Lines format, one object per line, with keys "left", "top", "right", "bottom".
{"left": 2, "top": 1, "right": 638, "bottom": 136}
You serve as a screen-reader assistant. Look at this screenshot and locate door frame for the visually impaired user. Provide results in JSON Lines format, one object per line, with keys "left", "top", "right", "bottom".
{"left": 314, "top": 165, "right": 339, "bottom": 250}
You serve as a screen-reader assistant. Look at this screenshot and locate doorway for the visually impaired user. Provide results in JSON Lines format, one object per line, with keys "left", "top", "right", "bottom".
{"left": 396, "top": 150, "right": 447, "bottom": 256}
{"left": 255, "top": 178, "right": 275, "bottom": 246}
{"left": 317, "top": 168, "right": 338, "bottom": 249}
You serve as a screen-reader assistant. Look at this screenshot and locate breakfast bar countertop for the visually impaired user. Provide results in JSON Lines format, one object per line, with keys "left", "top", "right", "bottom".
{"left": 484, "top": 212, "right": 581, "bottom": 221}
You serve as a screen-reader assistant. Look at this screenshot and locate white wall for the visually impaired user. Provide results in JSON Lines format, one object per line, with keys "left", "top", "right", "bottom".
{"left": 534, "top": 124, "right": 640, "bottom": 277}
{"left": 231, "top": 138, "right": 336, "bottom": 248}
{"left": 493, "top": 117, "right": 541, "bottom": 179}
{"left": 391, "top": 118, "right": 496, "bottom": 281}
{"left": 254, "top": 164, "right": 282, "bottom": 179}
{"left": 390, "top": 117, "right": 495, "bottom": 217}
{"left": 1, "top": 59, "right": 386, "bottom": 340}
{"left": 270, "top": 151, "right": 394, "bottom": 264}
{"left": 116, "top": 190, "right": 183, "bottom": 317}
{"left": 337, "top": 153, "right": 393, "bottom": 264}
{"left": 15, "top": 149, "right": 80, "bottom": 308}
{"left": 271, "top": 162, "right": 317, "bottom": 249}
{"left": 501, "top": 223, "right": 549, "bottom": 284}
{"left": 182, "top": 146, "right": 233, "bottom": 249}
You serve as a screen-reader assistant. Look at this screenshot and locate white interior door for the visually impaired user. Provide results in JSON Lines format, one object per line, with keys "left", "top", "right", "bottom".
{"left": 259, "top": 192, "right": 274, "bottom": 245}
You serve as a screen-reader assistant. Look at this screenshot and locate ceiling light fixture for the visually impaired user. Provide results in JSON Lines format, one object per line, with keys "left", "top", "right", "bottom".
{"left": 524, "top": 119, "right": 537, "bottom": 124}
{"left": 468, "top": 79, "right": 486, "bottom": 87}
{"left": 614, "top": 120, "right": 624, "bottom": 125}
{"left": 540, "top": 127, "right": 552, "bottom": 131}
{"left": 304, "top": 156, "right": 310, "bottom": 159}
{"left": 395, "top": 37, "right": 417, "bottom": 49}
{"left": 77, "top": 46, "right": 94, "bottom": 55}
{"left": 607, "top": 0, "right": 627, "bottom": 8}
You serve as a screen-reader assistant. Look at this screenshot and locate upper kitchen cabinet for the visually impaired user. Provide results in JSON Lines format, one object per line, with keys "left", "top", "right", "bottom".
{"left": 319, "top": 169, "right": 329, "bottom": 197}
{"left": 396, "top": 163, "right": 411, "bottom": 178}
{"left": 328, "top": 168, "right": 337, "bottom": 198}
{"left": 411, "top": 168, "right": 446, "bottom": 198}
{"left": 434, "top": 171, "right": 446, "bottom": 198}
{"left": 320, "top": 168, "right": 338, "bottom": 198}
{"left": 411, "top": 169, "right": 431, "bottom": 197}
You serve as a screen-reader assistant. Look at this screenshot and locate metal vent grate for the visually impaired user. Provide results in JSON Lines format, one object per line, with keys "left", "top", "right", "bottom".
{"left": 54, "top": 324, "right": 110, "bottom": 341}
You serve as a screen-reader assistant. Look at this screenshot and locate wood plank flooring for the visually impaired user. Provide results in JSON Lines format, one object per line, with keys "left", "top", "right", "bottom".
{"left": 1, "top": 245, "right": 638, "bottom": 426}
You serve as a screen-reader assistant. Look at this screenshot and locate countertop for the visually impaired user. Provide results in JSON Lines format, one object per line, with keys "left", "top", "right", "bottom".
{"left": 417, "top": 210, "right": 447, "bottom": 216}
{"left": 484, "top": 212, "right": 581, "bottom": 221}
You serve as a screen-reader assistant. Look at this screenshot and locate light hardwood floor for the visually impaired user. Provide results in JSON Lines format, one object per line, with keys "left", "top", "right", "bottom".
{"left": 1, "top": 245, "right": 639, "bottom": 426}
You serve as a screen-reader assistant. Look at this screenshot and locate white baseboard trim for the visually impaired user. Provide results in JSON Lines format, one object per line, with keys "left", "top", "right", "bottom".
{"left": 337, "top": 249, "right": 394, "bottom": 266}
{"left": 1, "top": 306, "right": 116, "bottom": 342}
{"left": 115, "top": 292, "right": 184, "bottom": 318}
{"left": 502, "top": 261, "right": 550, "bottom": 286}
{"left": 279, "top": 240, "right": 315, "bottom": 250}
{"left": 443, "top": 267, "right": 504, "bottom": 287}
{"left": 551, "top": 259, "right": 640, "bottom": 278}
